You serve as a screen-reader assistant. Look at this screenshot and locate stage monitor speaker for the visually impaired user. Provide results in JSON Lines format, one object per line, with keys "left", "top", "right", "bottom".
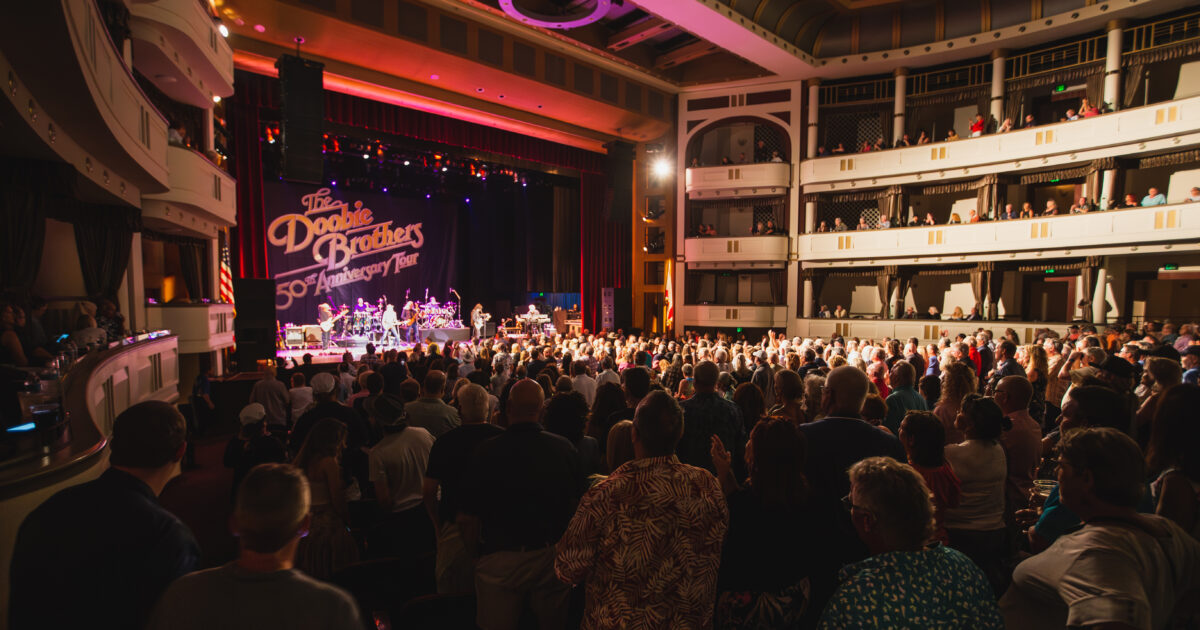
{"left": 603, "top": 141, "right": 635, "bottom": 223}
{"left": 276, "top": 54, "right": 325, "bottom": 184}
{"left": 613, "top": 286, "right": 632, "bottom": 331}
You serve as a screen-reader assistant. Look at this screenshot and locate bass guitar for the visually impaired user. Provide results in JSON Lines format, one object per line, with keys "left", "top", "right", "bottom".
{"left": 319, "top": 308, "right": 350, "bottom": 332}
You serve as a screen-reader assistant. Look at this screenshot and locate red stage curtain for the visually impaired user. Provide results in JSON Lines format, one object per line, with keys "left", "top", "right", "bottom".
{"left": 231, "top": 73, "right": 268, "bottom": 279}
{"left": 580, "top": 173, "right": 629, "bottom": 332}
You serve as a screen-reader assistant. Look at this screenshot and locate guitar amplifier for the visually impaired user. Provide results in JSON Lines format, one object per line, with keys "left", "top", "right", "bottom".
{"left": 285, "top": 326, "right": 305, "bottom": 349}
{"left": 303, "top": 325, "right": 324, "bottom": 343}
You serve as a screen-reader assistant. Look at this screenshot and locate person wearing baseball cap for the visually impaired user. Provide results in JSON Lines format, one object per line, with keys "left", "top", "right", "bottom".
{"left": 290, "top": 371, "right": 371, "bottom": 489}
{"left": 225, "top": 403, "right": 287, "bottom": 502}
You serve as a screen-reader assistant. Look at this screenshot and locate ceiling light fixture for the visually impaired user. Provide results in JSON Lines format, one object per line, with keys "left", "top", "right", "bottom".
{"left": 498, "top": 0, "right": 611, "bottom": 29}
{"left": 218, "top": 24, "right": 229, "bottom": 37}
{"left": 253, "top": 24, "right": 266, "bottom": 33}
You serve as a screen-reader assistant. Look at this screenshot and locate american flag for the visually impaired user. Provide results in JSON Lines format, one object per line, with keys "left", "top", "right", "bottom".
{"left": 664, "top": 258, "right": 673, "bottom": 333}
{"left": 218, "top": 230, "right": 235, "bottom": 308}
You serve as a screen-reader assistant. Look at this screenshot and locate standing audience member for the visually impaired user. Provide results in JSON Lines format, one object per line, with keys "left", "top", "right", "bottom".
{"left": 366, "top": 393, "right": 436, "bottom": 559}
{"left": 404, "top": 370, "right": 461, "bottom": 438}
{"left": 935, "top": 362, "right": 979, "bottom": 444}
{"left": 710, "top": 418, "right": 812, "bottom": 628}
{"left": 819, "top": 457, "right": 1004, "bottom": 628}
{"left": 678, "top": 360, "right": 746, "bottom": 475}
{"left": 1002, "top": 428, "right": 1200, "bottom": 629}
{"left": 883, "top": 361, "right": 927, "bottom": 434}
{"left": 943, "top": 394, "right": 1009, "bottom": 592}
{"left": 290, "top": 373, "right": 370, "bottom": 489}
{"left": 460, "top": 379, "right": 581, "bottom": 630}
{"left": 10, "top": 401, "right": 199, "bottom": 630}
{"left": 1147, "top": 384, "right": 1200, "bottom": 538}
{"left": 899, "top": 411, "right": 961, "bottom": 544}
{"left": 224, "top": 403, "right": 288, "bottom": 501}
{"left": 994, "top": 377, "right": 1042, "bottom": 521}
{"left": 250, "top": 364, "right": 291, "bottom": 431}
{"left": 556, "top": 391, "right": 729, "bottom": 629}
{"left": 422, "top": 384, "right": 503, "bottom": 593}
{"left": 147, "top": 464, "right": 361, "bottom": 630}
{"left": 292, "top": 419, "right": 359, "bottom": 580}
{"left": 288, "top": 373, "right": 313, "bottom": 422}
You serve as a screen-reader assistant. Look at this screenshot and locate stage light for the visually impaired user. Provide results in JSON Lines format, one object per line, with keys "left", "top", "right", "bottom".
{"left": 651, "top": 158, "right": 671, "bottom": 178}
{"left": 465, "top": 198, "right": 471, "bottom": 203}
{"left": 382, "top": 187, "right": 388, "bottom": 192}
{"left": 218, "top": 24, "right": 229, "bottom": 37}
{"left": 425, "top": 194, "right": 431, "bottom": 199}
{"left": 403, "top": 160, "right": 410, "bottom": 166}
{"left": 330, "top": 180, "right": 337, "bottom": 186}
{"left": 442, "top": 167, "right": 447, "bottom": 172}
{"left": 212, "top": 95, "right": 221, "bottom": 103}
{"left": 253, "top": 24, "right": 266, "bottom": 32}
{"left": 363, "top": 153, "right": 370, "bottom": 159}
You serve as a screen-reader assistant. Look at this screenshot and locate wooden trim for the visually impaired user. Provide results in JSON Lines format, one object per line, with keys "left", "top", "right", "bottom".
{"left": 981, "top": 0, "right": 991, "bottom": 32}
{"left": 851, "top": 15, "right": 860, "bottom": 54}
{"left": 1031, "top": 0, "right": 1043, "bottom": 20}
{"left": 892, "top": 8, "right": 902, "bottom": 50}
{"left": 935, "top": 1, "right": 945, "bottom": 41}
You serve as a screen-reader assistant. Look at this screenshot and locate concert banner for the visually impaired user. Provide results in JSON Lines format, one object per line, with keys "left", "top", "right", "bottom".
{"left": 264, "top": 181, "right": 457, "bottom": 325}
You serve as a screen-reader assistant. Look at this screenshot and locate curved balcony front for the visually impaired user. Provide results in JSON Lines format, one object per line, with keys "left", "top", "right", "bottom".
{"left": 684, "top": 235, "right": 790, "bottom": 263}
{"left": 799, "top": 203, "right": 1200, "bottom": 265}
{"left": 144, "top": 145, "right": 237, "bottom": 227}
{"left": 130, "top": 0, "right": 235, "bottom": 106}
{"left": 686, "top": 162, "right": 791, "bottom": 199}
{"left": 801, "top": 96, "right": 1200, "bottom": 189}
{"left": 147, "top": 303, "right": 234, "bottom": 353}
{"left": 1, "top": 0, "right": 169, "bottom": 193}
{"left": 680, "top": 304, "right": 788, "bottom": 329}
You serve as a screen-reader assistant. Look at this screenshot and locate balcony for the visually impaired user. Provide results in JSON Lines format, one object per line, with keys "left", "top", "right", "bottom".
{"left": 1, "top": 0, "right": 169, "bottom": 193}
{"left": 680, "top": 304, "right": 788, "bottom": 329}
{"left": 146, "top": 303, "right": 235, "bottom": 354}
{"left": 130, "top": 0, "right": 235, "bottom": 107}
{"left": 685, "top": 163, "right": 791, "bottom": 199}
{"left": 144, "top": 146, "right": 237, "bottom": 226}
{"left": 799, "top": 203, "right": 1200, "bottom": 265}
{"left": 684, "top": 235, "right": 789, "bottom": 263}
{"left": 794, "top": 318, "right": 1071, "bottom": 344}
{"left": 802, "top": 96, "right": 1200, "bottom": 188}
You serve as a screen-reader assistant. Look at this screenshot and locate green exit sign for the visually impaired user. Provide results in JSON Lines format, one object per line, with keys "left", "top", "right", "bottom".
{"left": 1055, "top": 84, "right": 1067, "bottom": 92}
{"left": 1164, "top": 264, "right": 1179, "bottom": 271}
{"left": 1045, "top": 269, "right": 1057, "bottom": 274}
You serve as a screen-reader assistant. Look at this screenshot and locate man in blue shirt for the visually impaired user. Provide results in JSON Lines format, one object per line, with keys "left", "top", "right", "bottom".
{"left": 1183, "top": 346, "right": 1200, "bottom": 386}
{"left": 1141, "top": 187, "right": 1167, "bottom": 206}
{"left": 883, "top": 360, "right": 927, "bottom": 434}
{"left": 10, "top": 401, "right": 200, "bottom": 630}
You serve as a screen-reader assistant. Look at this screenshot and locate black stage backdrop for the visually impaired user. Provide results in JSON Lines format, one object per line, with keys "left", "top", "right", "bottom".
{"left": 265, "top": 180, "right": 457, "bottom": 324}
{"left": 265, "top": 178, "right": 561, "bottom": 325}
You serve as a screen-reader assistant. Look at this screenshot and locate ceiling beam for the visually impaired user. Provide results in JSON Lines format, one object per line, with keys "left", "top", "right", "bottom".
{"left": 654, "top": 40, "right": 720, "bottom": 69}
{"left": 607, "top": 16, "right": 674, "bottom": 51}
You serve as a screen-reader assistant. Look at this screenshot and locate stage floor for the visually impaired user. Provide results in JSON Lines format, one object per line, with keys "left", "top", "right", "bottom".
{"left": 276, "top": 327, "right": 473, "bottom": 364}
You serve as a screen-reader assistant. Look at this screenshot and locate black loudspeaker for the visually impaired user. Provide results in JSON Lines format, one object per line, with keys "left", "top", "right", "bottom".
{"left": 612, "top": 287, "right": 632, "bottom": 331}
{"left": 234, "top": 279, "right": 277, "bottom": 367}
{"left": 603, "top": 141, "right": 635, "bottom": 222}
{"left": 276, "top": 55, "right": 325, "bottom": 184}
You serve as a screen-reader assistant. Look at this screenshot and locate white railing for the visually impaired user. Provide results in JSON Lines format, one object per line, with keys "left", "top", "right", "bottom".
{"left": 801, "top": 95, "right": 1200, "bottom": 187}
{"left": 129, "top": 0, "right": 234, "bottom": 101}
{"left": 61, "top": 0, "right": 170, "bottom": 189}
{"left": 799, "top": 203, "right": 1200, "bottom": 262}
{"left": 680, "top": 304, "right": 789, "bottom": 328}
{"left": 684, "top": 235, "right": 789, "bottom": 262}
{"left": 145, "top": 146, "right": 237, "bottom": 225}
{"left": 146, "top": 303, "right": 235, "bottom": 354}
{"left": 686, "top": 162, "right": 791, "bottom": 198}
{"left": 793, "top": 318, "right": 1073, "bottom": 344}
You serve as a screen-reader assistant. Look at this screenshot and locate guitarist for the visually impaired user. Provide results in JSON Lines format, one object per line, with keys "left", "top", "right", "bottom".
{"left": 317, "top": 304, "right": 334, "bottom": 348}
{"left": 470, "top": 303, "right": 490, "bottom": 340}
{"left": 401, "top": 300, "right": 420, "bottom": 344}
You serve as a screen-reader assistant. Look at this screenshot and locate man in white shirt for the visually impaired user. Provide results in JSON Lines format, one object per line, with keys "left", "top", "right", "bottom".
{"left": 367, "top": 393, "right": 436, "bottom": 557}
{"left": 1141, "top": 187, "right": 1168, "bottom": 206}
{"left": 571, "top": 360, "right": 597, "bottom": 406}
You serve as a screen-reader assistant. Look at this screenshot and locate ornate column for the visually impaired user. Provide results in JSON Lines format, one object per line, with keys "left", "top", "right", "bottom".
{"left": 893, "top": 68, "right": 908, "bottom": 144}
{"left": 806, "top": 79, "right": 821, "bottom": 158}
{"left": 990, "top": 50, "right": 1008, "bottom": 127}
{"left": 802, "top": 276, "right": 814, "bottom": 318}
{"left": 1105, "top": 20, "right": 1126, "bottom": 110}
{"left": 1092, "top": 266, "right": 1109, "bottom": 324}
{"left": 804, "top": 199, "right": 816, "bottom": 233}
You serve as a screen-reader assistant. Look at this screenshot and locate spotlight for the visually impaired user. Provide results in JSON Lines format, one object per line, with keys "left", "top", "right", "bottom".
{"left": 363, "top": 153, "right": 370, "bottom": 159}
{"left": 442, "top": 167, "right": 447, "bottom": 172}
{"left": 382, "top": 187, "right": 388, "bottom": 192}
{"left": 651, "top": 158, "right": 671, "bottom": 178}
{"left": 253, "top": 24, "right": 266, "bottom": 33}
{"left": 425, "top": 194, "right": 431, "bottom": 199}
{"left": 212, "top": 95, "right": 222, "bottom": 103}
{"left": 465, "top": 197, "right": 471, "bottom": 203}
{"left": 330, "top": 180, "right": 337, "bottom": 186}
{"left": 403, "top": 160, "right": 410, "bottom": 166}
{"left": 218, "top": 24, "right": 229, "bottom": 37}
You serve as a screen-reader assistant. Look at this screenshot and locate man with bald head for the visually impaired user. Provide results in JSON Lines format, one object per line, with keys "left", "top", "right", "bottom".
{"left": 459, "top": 379, "right": 581, "bottom": 630}
{"left": 797, "top": 365, "right": 906, "bottom": 619}
{"left": 994, "top": 375, "right": 1042, "bottom": 521}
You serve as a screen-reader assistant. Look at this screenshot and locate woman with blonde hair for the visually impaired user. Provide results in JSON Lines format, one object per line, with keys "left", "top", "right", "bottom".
{"left": 293, "top": 418, "right": 359, "bottom": 579}
{"left": 1016, "top": 344, "right": 1049, "bottom": 425}
{"left": 935, "top": 361, "right": 979, "bottom": 444}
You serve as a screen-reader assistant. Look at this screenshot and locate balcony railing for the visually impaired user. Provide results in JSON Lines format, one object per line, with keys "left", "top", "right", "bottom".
{"left": 144, "top": 145, "right": 237, "bottom": 225}
{"left": 795, "top": 318, "right": 1074, "bottom": 344}
{"left": 799, "top": 202, "right": 1200, "bottom": 263}
{"left": 683, "top": 235, "right": 789, "bottom": 263}
{"left": 679, "top": 305, "right": 788, "bottom": 329}
{"left": 685, "top": 162, "right": 791, "bottom": 198}
{"left": 146, "top": 303, "right": 235, "bottom": 353}
{"left": 801, "top": 95, "right": 1200, "bottom": 187}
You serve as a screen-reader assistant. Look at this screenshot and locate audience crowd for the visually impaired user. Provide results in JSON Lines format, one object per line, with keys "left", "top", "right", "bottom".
{"left": 10, "top": 315, "right": 1200, "bottom": 629}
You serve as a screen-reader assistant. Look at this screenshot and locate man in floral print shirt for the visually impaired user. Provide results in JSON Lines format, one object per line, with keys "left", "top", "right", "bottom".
{"left": 555, "top": 390, "right": 729, "bottom": 629}
{"left": 819, "top": 457, "right": 1003, "bottom": 629}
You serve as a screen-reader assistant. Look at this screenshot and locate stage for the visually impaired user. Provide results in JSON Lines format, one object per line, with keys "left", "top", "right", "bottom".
{"left": 278, "top": 327, "right": 472, "bottom": 364}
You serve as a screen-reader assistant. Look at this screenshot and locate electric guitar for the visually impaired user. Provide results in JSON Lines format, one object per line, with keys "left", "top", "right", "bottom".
{"left": 319, "top": 308, "right": 350, "bottom": 332}
{"left": 403, "top": 305, "right": 421, "bottom": 327}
